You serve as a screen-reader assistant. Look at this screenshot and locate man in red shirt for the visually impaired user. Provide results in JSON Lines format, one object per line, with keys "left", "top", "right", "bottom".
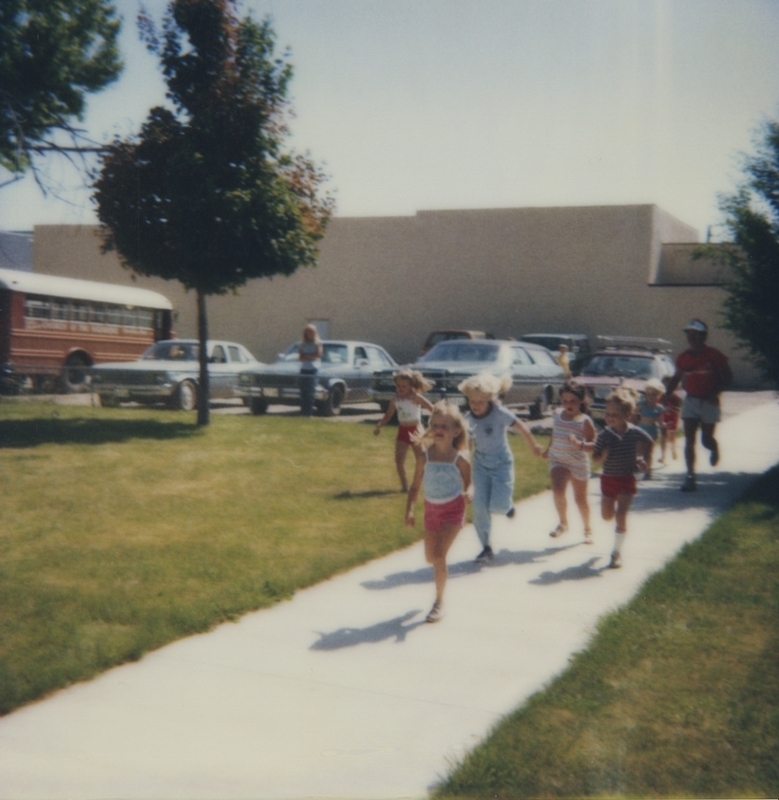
{"left": 665, "top": 319, "right": 732, "bottom": 491}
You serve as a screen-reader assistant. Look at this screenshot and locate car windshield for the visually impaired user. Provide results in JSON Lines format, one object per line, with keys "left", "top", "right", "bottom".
{"left": 277, "top": 342, "right": 350, "bottom": 364}
{"left": 142, "top": 341, "right": 198, "bottom": 361}
{"left": 421, "top": 341, "right": 505, "bottom": 365}
{"left": 583, "top": 354, "right": 657, "bottom": 379}
{"left": 522, "top": 336, "right": 567, "bottom": 351}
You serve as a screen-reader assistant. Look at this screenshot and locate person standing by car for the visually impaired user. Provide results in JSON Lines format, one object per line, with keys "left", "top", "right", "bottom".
{"left": 664, "top": 319, "right": 732, "bottom": 492}
{"left": 374, "top": 369, "right": 434, "bottom": 492}
{"left": 557, "top": 344, "right": 572, "bottom": 379}
{"left": 459, "top": 372, "right": 542, "bottom": 563}
{"left": 298, "top": 324, "right": 323, "bottom": 416}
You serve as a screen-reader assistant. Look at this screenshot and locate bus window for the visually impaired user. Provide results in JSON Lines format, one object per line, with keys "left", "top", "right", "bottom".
{"left": 106, "top": 304, "right": 122, "bottom": 325}
{"left": 51, "top": 299, "right": 69, "bottom": 321}
{"left": 91, "top": 303, "right": 106, "bottom": 324}
{"left": 137, "top": 309, "right": 153, "bottom": 329}
{"left": 25, "top": 296, "right": 50, "bottom": 319}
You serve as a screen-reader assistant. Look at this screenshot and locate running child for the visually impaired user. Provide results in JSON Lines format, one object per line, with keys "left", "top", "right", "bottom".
{"left": 374, "top": 369, "right": 434, "bottom": 492}
{"left": 458, "top": 372, "right": 542, "bottom": 563}
{"left": 659, "top": 375, "right": 682, "bottom": 463}
{"left": 577, "top": 388, "right": 653, "bottom": 569}
{"left": 542, "top": 380, "right": 596, "bottom": 542}
{"left": 405, "top": 401, "right": 472, "bottom": 623}
{"left": 634, "top": 378, "right": 665, "bottom": 479}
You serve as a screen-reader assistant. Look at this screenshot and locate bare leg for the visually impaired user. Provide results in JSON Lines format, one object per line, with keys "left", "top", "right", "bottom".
{"left": 550, "top": 466, "right": 570, "bottom": 534}
{"left": 701, "top": 422, "right": 719, "bottom": 466}
{"left": 571, "top": 475, "right": 591, "bottom": 535}
{"left": 425, "top": 522, "right": 463, "bottom": 605}
{"left": 601, "top": 495, "right": 616, "bottom": 522}
{"left": 683, "top": 417, "right": 700, "bottom": 476}
{"left": 395, "top": 439, "right": 411, "bottom": 491}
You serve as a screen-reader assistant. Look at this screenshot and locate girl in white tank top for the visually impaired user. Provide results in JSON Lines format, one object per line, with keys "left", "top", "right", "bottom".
{"left": 374, "top": 369, "right": 434, "bottom": 492}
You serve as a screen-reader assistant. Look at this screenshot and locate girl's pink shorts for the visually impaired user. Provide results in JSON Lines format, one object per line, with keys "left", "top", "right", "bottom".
{"left": 424, "top": 495, "right": 466, "bottom": 533}
{"left": 600, "top": 474, "right": 637, "bottom": 498}
{"left": 397, "top": 424, "right": 421, "bottom": 444}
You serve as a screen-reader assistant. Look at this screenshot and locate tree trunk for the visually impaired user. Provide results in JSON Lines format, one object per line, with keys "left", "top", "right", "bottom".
{"left": 197, "top": 288, "right": 210, "bottom": 426}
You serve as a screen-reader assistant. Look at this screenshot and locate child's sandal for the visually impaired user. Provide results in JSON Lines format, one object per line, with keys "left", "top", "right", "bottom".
{"left": 549, "top": 524, "right": 567, "bottom": 538}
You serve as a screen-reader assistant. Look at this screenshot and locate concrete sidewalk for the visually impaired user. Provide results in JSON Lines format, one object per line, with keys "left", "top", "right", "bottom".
{"left": 1, "top": 401, "right": 778, "bottom": 799}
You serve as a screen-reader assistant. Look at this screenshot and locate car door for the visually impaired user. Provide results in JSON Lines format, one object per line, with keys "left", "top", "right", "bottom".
{"left": 348, "top": 345, "right": 373, "bottom": 402}
{"left": 508, "top": 345, "right": 543, "bottom": 404}
{"left": 207, "top": 343, "right": 233, "bottom": 398}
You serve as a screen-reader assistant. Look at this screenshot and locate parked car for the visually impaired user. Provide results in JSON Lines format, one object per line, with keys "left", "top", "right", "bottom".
{"left": 92, "top": 339, "right": 260, "bottom": 411}
{"left": 420, "top": 329, "right": 495, "bottom": 356}
{"left": 518, "top": 333, "right": 592, "bottom": 375}
{"left": 576, "top": 336, "right": 676, "bottom": 422}
{"left": 236, "top": 340, "right": 398, "bottom": 416}
{"left": 374, "top": 339, "right": 565, "bottom": 419}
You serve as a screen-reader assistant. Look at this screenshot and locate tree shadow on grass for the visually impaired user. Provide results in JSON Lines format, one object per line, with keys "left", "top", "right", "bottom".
{"left": 310, "top": 610, "right": 426, "bottom": 650}
{"left": 333, "top": 489, "right": 403, "bottom": 500}
{"left": 0, "top": 417, "right": 198, "bottom": 448}
{"left": 360, "top": 544, "right": 579, "bottom": 590}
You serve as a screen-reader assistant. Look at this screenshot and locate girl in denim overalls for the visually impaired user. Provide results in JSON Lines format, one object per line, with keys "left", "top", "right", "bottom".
{"left": 459, "top": 373, "right": 541, "bottom": 563}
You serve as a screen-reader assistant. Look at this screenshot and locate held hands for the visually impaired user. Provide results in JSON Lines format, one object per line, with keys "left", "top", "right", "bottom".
{"left": 405, "top": 510, "right": 415, "bottom": 528}
{"left": 636, "top": 457, "right": 648, "bottom": 472}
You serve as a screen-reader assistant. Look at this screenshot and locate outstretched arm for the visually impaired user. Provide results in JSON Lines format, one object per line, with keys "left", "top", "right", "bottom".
{"left": 510, "top": 418, "right": 542, "bottom": 456}
{"left": 374, "top": 399, "right": 397, "bottom": 435}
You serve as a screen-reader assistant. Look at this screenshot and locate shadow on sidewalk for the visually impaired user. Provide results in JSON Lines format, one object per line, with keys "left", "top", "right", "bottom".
{"left": 310, "top": 610, "right": 426, "bottom": 650}
{"left": 621, "top": 468, "right": 763, "bottom": 515}
{"left": 529, "top": 556, "right": 606, "bottom": 585}
{"left": 360, "top": 544, "right": 579, "bottom": 591}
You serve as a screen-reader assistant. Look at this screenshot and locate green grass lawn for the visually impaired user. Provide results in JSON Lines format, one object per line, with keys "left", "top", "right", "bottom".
{"left": 434, "top": 466, "right": 779, "bottom": 799}
{"left": 0, "top": 399, "right": 550, "bottom": 715}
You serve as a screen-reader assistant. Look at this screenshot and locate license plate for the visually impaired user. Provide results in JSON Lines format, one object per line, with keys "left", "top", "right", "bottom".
{"left": 263, "top": 388, "right": 279, "bottom": 397}
{"left": 114, "top": 389, "right": 130, "bottom": 399}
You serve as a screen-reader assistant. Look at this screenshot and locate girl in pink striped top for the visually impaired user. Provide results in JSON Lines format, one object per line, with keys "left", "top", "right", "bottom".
{"left": 542, "top": 381, "right": 596, "bottom": 542}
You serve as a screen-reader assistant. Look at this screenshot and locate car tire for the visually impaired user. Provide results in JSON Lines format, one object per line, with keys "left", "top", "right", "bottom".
{"left": 99, "top": 393, "right": 119, "bottom": 408}
{"left": 318, "top": 385, "right": 344, "bottom": 417}
{"left": 171, "top": 380, "right": 198, "bottom": 412}
{"left": 61, "top": 353, "right": 91, "bottom": 393}
{"left": 249, "top": 397, "right": 268, "bottom": 415}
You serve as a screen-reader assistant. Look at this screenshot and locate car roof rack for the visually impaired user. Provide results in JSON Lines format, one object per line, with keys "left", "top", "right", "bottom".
{"left": 596, "top": 335, "right": 673, "bottom": 353}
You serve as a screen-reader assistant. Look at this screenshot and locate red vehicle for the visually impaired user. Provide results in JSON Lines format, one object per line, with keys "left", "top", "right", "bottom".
{"left": 0, "top": 268, "right": 173, "bottom": 392}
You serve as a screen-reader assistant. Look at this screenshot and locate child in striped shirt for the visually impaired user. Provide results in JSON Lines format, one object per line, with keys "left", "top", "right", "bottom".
{"left": 577, "top": 388, "right": 653, "bottom": 569}
{"left": 543, "top": 381, "right": 596, "bottom": 542}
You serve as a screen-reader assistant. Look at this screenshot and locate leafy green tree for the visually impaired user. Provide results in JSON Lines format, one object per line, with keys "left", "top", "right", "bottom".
{"left": 0, "top": 0, "right": 122, "bottom": 190}
{"left": 707, "top": 120, "right": 779, "bottom": 385}
{"left": 94, "top": 0, "right": 334, "bottom": 425}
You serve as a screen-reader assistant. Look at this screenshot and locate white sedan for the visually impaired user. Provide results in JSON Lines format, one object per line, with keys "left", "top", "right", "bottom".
{"left": 91, "top": 339, "right": 261, "bottom": 411}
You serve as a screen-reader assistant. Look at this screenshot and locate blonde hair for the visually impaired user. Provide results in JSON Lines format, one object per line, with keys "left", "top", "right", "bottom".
{"left": 457, "top": 372, "right": 512, "bottom": 401}
{"left": 414, "top": 401, "right": 470, "bottom": 452}
{"left": 644, "top": 378, "right": 664, "bottom": 396}
{"left": 393, "top": 368, "right": 434, "bottom": 393}
{"left": 605, "top": 386, "right": 638, "bottom": 417}
{"left": 301, "top": 324, "right": 321, "bottom": 344}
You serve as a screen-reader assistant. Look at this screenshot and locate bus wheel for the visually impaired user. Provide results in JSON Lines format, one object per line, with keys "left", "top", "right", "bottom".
{"left": 171, "top": 380, "right": 198, "bottom": 411}
{"left": 61, "top": 354, "right": 91, "bottom": 393}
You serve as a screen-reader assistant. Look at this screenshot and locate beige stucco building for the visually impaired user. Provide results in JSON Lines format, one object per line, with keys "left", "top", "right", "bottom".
{"left": 32, "top": 203, "right": 763, "bottom": 388}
